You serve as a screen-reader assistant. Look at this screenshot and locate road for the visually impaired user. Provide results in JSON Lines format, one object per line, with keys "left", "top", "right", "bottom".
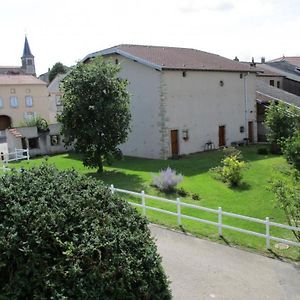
{"left": 149, "top": 224, "right": 300, "bottom": 300}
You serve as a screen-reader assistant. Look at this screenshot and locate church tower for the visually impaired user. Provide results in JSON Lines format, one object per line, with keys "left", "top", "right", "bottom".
{"left": 21, "top": 36, "right": 36, "bottom": 76}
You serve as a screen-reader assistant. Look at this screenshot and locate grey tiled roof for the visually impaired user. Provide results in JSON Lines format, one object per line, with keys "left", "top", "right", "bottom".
{"left": 256, "top": 80, "right": 300, "bottom": 108}
{"left": 257, "top": 64, "right": 300, "bottom": 82}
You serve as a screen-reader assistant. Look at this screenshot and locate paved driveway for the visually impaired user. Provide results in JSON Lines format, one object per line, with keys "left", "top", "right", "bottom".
{"left": 149, "top": 224, "right": 300, "bottom": 300}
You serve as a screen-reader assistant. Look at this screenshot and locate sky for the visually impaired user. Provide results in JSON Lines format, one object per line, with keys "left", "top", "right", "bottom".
{"left": 1, "top": 0, "right": 299, "bottom": 76}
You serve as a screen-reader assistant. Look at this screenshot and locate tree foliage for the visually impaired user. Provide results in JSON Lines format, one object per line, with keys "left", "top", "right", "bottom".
{"left": 59, "top": 57, "right": 131, "bottom": 172}
{"left": 271, "top": 169, "right": 300, "bottom": 242}
{"left": 0, "top": 164, "right": 171, "bottom": 299}
{"left": 281, "top": 130, "right": 300, "bottom": 171}
{"left": 49, "top": 62, "right": 67, "bottom": 83}
{"left": 265, "top": 101, "right": 300, "bottom": 152}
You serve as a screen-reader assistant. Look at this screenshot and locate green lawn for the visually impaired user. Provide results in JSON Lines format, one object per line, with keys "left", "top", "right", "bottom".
{"left": 4, "top": 145, "right": 300, "bottom": 261}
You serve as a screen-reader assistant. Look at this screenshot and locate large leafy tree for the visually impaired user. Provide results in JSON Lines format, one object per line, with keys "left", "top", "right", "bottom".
{"left": 265, "top": 101, "right": 300, "bottom": 152}
{"left": 49, "top": 62, "right": 67, "bottom": 83}
{"left": 59, "top": 57, "right": 131, "bottom": 173}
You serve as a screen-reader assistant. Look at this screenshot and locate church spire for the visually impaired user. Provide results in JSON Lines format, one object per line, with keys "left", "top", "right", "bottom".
{"left": 22, "top": 35, "right": 33, "bottom": 57}
{"left": 21, "top": 35, "right": 36, "bottom": 76}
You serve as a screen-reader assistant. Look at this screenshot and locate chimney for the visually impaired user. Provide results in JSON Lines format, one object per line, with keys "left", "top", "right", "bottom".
{"left": 261, "top": 57, "right": 265, "bottom": 64}
{"left": 234, "top": 56, "right": 239, "bottom": 62}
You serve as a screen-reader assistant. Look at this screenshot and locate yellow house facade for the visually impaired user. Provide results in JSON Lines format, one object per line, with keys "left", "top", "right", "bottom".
{"left": 0, "top": 75, "right": 49, "bottom": 130}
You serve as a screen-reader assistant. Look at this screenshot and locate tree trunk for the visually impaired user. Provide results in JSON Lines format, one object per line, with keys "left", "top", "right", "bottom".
{"left": 97, "top": 158, "right": 103, "bottom": 173}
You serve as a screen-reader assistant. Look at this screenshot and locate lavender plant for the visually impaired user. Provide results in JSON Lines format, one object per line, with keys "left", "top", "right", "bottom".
{"left": 152, "top": 167, "right": 183, "bottom": 192}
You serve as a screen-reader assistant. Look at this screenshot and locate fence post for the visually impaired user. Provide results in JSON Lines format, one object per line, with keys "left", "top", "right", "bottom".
{"left": 15, "top": 148, "right": 18, "bottom": 160}
{"left": 176, "top": 198, "right": 181, "bottom": 226}
{"left": 218, "top": 207, "right": 223, "bottom": 237}
{"left": 141, "top": 190, "right": 146, "bottom": 216}
{"left": 26, "top": 148, "right": 30, "bottom": 160}
{"left": 110, "top": 184, "right": 115, "bottom": 194}
{"left": 266, "top": 217, "right": 270, "bottom": 249}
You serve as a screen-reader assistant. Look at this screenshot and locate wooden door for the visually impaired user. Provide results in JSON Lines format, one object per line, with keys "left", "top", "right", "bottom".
{"left": 248, "top": 121, "right": 253, "bottom": 143}
{"left": 171, "top": 130, "right": 179, "bottom": 157}
{"left": 218, "top": 126, "right": 226, "bottom": 147}
{"left": 0, "top": 116, "right": 11, "bottom": 130}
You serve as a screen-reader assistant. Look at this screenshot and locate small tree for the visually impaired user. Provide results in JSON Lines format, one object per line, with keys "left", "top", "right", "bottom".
{"left": 271, "top": 170, "right": 300, "bottom": 242}
{"left": 59, "top": 57, "right": 131, "bottom": 173}
{"left": 0, "top": 164, "right": 171, "bottom": 299}
{"left": 49, "top": 62, "right": 67, "bottom": 83}
{"left": 265, "top": 101, "right": 300, "bottom": 153}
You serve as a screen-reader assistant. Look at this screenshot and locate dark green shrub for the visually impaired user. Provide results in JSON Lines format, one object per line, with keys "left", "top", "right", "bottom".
{"left": 257, "top": 148, "right": 268, "bottom": 155}
{"left": 177, "top": 187, "right": 189, "bottom": 197}
{"left": 191, "top": 193, "right": 201, "bottom": 201}
{"left": 0, "top": 164, "right": 171, "bottom": 299}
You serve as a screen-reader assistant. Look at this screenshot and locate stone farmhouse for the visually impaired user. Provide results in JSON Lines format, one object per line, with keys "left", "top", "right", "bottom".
{"left": 83, "top": 45, "right": 257, "bottom": 159}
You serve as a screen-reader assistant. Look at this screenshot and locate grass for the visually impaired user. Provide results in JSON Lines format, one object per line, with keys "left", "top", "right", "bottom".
{"left": 4, "top": 145, "right": 300, "bottom": 261}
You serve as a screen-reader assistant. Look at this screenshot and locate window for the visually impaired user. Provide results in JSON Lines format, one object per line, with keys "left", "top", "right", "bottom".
{"left": 115, "top": 59, "right": 119, "bottom": 65}
{"left": 182, "top": 71, "right": 186, "bottom": 77}
{"left": 50, "top": 135, "right": 60, "bottom": 146}
{"left": 25, "top": 96, "right": 33, "bottom": 107}
{"left": 270, "top": 80, "right": 274, "bottom": 86}
{"left": 28, "top": 137, "right": 39, "bottom": 149}
{"left": 0, "top": 97, "right": 3, "bottom": 109}
{"left": 27, "top": 59, "right": 32, "bottom": 65}
{"left": 277, "top": 81, "right": 280, "bottom": 88}
{"left": 10, "top": 96, "right": 18, "bottom": 108}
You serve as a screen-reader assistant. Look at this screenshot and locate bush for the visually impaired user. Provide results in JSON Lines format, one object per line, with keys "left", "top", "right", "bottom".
{"left": 211, "top": 155, "right": 245, "bottom": 187}
{"left": 221, "top": 155, "right": 245, "bottom": 186}
{"left": 191, "top": 193, "right": 201, "bottom": 201}
{"left": 152, "top": 167, "right": 183, "bottom": 193}
{"left": 223, "top": 147, "right": 243, "bottom": 161}
{"left": 177, "top": 187, "right": 189, "bottom": 197}
{"left": 0, "top": 164, "right": 171, "bottom": 299}
{"left": 281, "top": 130, "right": 300, "bottom": 170}
{"left": 257, "top": 147, "right": 268, "bottom": 155}
{"left": 18, "top": 116, "right": 49, "bottom": 132}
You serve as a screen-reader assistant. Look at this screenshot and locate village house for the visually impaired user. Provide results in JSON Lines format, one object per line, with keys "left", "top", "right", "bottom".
{"left": 242, "top": 58, "right": 300, "bottom": 142}
{"left": 0, "top": 37, "right": 68, "bottom": 158}
{"left": 83, "top": 44, "right": 257, "bottom": 159}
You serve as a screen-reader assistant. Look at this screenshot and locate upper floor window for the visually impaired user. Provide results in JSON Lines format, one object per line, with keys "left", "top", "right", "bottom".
{"left": 10, "top": 96, "right": 18, "bottom": 108}
{"left": 270, "top": 80, "right": 274, "bottom": 86}
{"left": 0, "top": 97, "right": 3, "bottom": 109}
{"left": 277, "top": 81, "right": 280, "bottom": 88}
{"left": 27, "top": 59, "right": 32, "bottom": 65}
{"left": 25, "top": 96, "right": 33, "bottom": 107}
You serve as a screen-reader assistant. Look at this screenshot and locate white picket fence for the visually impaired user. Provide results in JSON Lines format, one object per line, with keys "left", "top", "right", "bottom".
{"left": 110, "top": 185, "right": 300, "bottom": 250}
{"left": 1, "top": 148, "right": 30, "bottom": 163}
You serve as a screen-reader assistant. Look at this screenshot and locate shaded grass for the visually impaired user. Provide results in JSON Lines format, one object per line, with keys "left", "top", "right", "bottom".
{"left": 5, "top": 146, "right": 300, "bottom": 261}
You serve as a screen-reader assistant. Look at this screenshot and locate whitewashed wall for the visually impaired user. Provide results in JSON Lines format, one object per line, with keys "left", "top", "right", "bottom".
{"left": 106, "top": 55, "right": 163, "bottom": 158}
{"left": 163, "top": 70, "right": 257, "bottom": 157}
